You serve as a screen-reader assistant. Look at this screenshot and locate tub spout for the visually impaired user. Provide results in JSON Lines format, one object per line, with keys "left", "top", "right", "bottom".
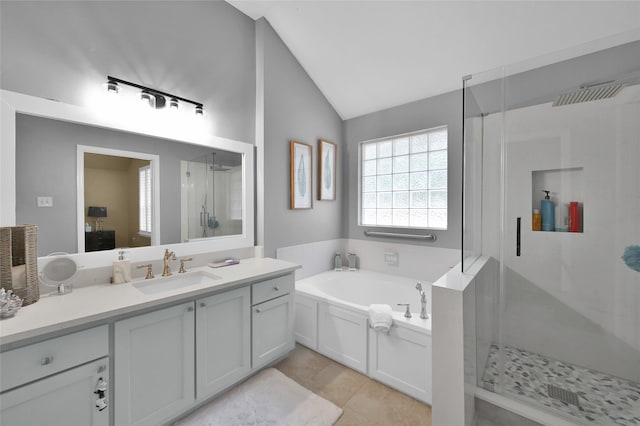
{"left": 416, "top": 282, "right": 429, "bottom": 319}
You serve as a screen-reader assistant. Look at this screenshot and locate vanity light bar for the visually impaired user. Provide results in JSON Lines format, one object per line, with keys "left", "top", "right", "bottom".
{"left": 106, "top": 76, "right": 204, "bottom": 115}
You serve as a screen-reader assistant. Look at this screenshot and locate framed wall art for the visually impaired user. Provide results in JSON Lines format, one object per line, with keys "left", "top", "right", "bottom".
{"left": 290, "top": 140, "right": 313, "bottom": 209}
{"left": 318, "top": 139, "right": 337, "bottom": 201}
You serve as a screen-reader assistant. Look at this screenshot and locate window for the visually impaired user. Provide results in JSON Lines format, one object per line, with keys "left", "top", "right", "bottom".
{"left": 139, "top": 165, "right": 152, "bottom": 235}
{"left": 360, "top": 127, "right": 447, "bottom": 229}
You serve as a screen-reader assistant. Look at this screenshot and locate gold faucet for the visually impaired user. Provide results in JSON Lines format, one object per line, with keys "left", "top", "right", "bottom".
{"left": 162, "top": 249, "right": 177, "bottom": 276}
{"left": 179, "top": 258, "right": 193, "bottom": 273}
{"left": 137, "top": 264, "right": 154, "bottom": 279}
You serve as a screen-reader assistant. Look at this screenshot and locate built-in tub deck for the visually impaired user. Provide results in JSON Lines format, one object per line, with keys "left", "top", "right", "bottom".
{"left": 294, "top": 269, "right": 432, "bottom": 404}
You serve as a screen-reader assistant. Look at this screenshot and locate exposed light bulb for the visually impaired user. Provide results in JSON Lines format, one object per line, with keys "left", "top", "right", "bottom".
{"left": 169, "top": 97, "right": 179, "bottom": 110}
{"left": 105, "top": 80, "right": 119, "bottom": 94}
{"left": 140, "top": 91, "right": 154, "bottom": 108}
{"left": 195, "top": 105, "right": 204, "bottom": 117}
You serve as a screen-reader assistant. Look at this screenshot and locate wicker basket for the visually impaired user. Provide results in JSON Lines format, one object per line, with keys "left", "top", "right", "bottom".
{"left": 0, "top": 225, "right": 39, "bottom": 306}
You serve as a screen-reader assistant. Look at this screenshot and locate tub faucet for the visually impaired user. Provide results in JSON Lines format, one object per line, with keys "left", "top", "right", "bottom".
{"left": 416, "top": 282, "right": 429, "bottom": 319}
{"left": 334, "top": 252, "right": 343, "bottom": 271}
{"left": 347, "top": 252, "right": 357, "bottom": 271}
{"left": 162, "top": 249, "right": 177, "bottom": 276}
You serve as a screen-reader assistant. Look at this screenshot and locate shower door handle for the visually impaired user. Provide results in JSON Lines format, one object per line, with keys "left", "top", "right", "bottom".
{"left": 516, "top": 217, "right": 521, "bottom": 257}
{"left": 200, "top": 211, "right": 209, "bottom": 227}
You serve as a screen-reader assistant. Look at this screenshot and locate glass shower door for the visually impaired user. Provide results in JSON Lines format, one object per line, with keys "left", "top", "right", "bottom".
{"left": 184, "top": 153, "right": 216, "bottom": 240}
{"left": 478, "top": 38, "right": 640, "bottom": 425}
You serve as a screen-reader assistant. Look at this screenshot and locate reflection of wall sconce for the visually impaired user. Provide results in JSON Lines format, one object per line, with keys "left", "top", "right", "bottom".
{"left": 105, "top": 76, "right": 204, "bottom": 116}
{"left": 88, "top": 206, "right": 107, "bottom": 232}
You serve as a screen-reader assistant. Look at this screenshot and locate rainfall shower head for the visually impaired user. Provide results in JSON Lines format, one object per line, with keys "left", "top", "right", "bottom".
{"left": 552, "top": 81, "right": 625, "bottom": 107}
{"left": 211, "top": 164, "right": 232, "bottom": 172}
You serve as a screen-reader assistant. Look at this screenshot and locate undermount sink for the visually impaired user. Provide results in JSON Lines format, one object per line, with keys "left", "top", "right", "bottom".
{"left": 133, "top": 271, "right": 221, "bottom": 295}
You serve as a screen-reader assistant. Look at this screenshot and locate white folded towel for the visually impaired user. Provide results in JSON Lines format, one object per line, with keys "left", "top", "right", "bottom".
{"left": 368, "top": 304, "right": 393, "bottom": 334}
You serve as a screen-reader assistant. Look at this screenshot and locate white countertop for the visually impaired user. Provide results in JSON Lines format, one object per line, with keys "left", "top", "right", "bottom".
{"left": 0, "top": 257, "right": 299, "bottom": 347}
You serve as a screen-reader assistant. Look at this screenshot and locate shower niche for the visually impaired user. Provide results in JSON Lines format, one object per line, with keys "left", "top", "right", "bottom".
{"left": 531, "top": 167, "right": 583, "bottom": 233}
{"left": 180, "top": 151, "right": 243, "bottom": 242}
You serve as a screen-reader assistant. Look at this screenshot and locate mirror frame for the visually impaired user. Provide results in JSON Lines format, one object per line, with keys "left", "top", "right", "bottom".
{"left": 1, "top": 89, "right": 255, "bottom": 268}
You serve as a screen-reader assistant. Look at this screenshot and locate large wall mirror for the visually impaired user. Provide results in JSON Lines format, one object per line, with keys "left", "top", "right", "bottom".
{"left": 1, "top": 90, "right": 254, "bottom": 267}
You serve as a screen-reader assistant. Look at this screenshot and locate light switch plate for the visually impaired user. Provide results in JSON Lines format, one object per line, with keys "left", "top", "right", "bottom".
{"left": 37, "top": 196, "right": 53, "bottom": 207}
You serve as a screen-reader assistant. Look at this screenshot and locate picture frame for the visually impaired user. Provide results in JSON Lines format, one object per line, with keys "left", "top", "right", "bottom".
{"left": 290, "top": 140, "right": 313, "bottom": 209}
{"left": 318, "top": 139, "right": 337, "bottom": 201}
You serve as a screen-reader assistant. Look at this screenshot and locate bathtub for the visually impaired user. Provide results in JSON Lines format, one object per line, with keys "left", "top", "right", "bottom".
{"left": 294, "top": 269, "right": 432, "bottom": 404}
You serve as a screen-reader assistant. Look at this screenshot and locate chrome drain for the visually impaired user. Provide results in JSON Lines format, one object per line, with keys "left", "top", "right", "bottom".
{"left": 547, "top": 384, "right": 580, "bottom": 407}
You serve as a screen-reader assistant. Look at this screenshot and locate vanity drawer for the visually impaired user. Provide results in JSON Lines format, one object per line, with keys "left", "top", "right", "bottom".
{"left": 252, "top": 274, "right": 294, "bottom": 305}
{"left": 0, "top": 325, "right": 108, "bottom": 392}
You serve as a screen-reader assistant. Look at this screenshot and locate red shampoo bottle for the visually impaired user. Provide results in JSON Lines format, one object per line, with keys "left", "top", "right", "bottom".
{"left": 569, "top": 202, "right": 580, "bottom": 232}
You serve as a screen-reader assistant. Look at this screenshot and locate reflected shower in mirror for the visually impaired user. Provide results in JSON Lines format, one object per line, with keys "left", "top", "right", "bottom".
{"left": 181, "top": 152, "right": 243, "bottom": 242}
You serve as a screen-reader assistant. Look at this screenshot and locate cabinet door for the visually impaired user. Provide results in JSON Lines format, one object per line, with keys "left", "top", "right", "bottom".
{"left": 368, "top": 326, "right": 431, "bottom": 404}
{"left": 0, "top": 358, "right": 109, "bottom": 426}
{"left": 115, "top": 302, "right": 195, "bottom": 426}
{"left": 252, "top": 294, "right": 295, "bottom": 369}
{"left": 318, "top": 303, "right": 368, "bottom": 373}
{"left": 196, "top": 286, "right": 250, "bottom": 400}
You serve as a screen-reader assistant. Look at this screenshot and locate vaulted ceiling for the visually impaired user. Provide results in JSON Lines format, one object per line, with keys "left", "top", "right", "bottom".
{"left": 228, "top": 1, "right": 640, "bottom": 119}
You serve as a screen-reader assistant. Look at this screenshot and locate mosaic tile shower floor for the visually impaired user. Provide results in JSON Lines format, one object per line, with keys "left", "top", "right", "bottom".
{"left": 481, "top": 345, "right": 640, "bottom": 426}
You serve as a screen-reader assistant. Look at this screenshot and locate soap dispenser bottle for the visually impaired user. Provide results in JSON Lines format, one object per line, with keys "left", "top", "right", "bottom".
{"left": 541, "top": 190, "right": 555, "bottom": 232}
{"left": 113, "top": 250, "right": 131, "bottom": 284}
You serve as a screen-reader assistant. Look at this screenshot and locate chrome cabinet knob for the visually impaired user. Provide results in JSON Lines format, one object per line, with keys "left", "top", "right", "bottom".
{"left": 41, "top": 356, "right": 54, "bottom": 366}
{"left": 187, "top": 306, "right": 194, "bottom": 312}
{"left": 255, "top": 308, "right": 261, "bottom": 313}
{"left": 273, "top": 286, "right": 280, "bottom": 291}
{"left": 200, "top": 302, "right": 206, "bottom": 308}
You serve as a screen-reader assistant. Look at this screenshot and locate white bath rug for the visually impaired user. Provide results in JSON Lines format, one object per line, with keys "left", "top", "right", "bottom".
{"left": 173, "top": 368, "right": 343, "bottom": 426}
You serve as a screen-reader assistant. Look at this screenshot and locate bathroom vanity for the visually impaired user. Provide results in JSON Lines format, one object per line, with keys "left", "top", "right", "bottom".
{"left": 0, "top": 90, "right": 279, "bottom": 425}
{"left": 0, "top": 256, "right": 298, "bottom": 426}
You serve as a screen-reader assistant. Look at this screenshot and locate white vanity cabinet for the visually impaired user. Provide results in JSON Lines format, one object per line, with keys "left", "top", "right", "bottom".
{"left": 0, "top": 358, "right": 109, "bottom": 426}
{"left": 251, "top": 274, "right": 295, "bottom": 369}
{"left": 114, "top": 301, "right": 195, "bottom": 426}
{"left": 0, "top": 325, "right": 109, "bottom": 426}
{"left": 113, "top": 272, "right": 295, "bottom": 425}
{"left": 195, "top": 286, "right": 251, "bottom": 400}
{"left": 0, "top": 258, "right": 299, "bottom": 426}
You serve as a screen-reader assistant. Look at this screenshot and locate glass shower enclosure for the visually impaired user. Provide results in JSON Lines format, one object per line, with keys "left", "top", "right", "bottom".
{"left": 464, "top": 31, "right": 640, "bottom": 425}
{"left": 180, "top": 152, "right": 243, "bottom": 242}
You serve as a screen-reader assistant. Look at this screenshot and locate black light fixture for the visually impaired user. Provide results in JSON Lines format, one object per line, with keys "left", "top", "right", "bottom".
{"left": 105, "top": 76, "right": 203, "bottom": 116}
{"left": 140, "top": 90, "right": 153, "bottom": 106}
{"left": 105, "top": 80, "right": 119, "bottom": 94}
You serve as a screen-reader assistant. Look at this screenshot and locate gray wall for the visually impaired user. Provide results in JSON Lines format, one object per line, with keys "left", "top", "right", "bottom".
{"left": 343, "top": 90, "right": 463, "bottom": 250}
{"left": 258, "top": 19, "right": 343, "bottom": 258}
{"left": 16, "top": 115, "right": 216, "bottom": 256}
{"left": 1, "top": 1, "right": 256, "bottom": 143}
{"left": 3, "top": 1, "right": 464, "bottom": 259}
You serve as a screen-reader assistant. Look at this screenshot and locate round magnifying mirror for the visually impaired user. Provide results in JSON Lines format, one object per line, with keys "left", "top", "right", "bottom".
{"left": 41, "top": 254, "right": 78, "bottom": 295}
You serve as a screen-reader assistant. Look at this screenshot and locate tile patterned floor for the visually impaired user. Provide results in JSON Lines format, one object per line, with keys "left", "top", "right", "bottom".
{"left": 274, "top": 344, "right": 432, "bottom": 426}
{"left": 481, "top": 344, "right": 640, "bottom": 426}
